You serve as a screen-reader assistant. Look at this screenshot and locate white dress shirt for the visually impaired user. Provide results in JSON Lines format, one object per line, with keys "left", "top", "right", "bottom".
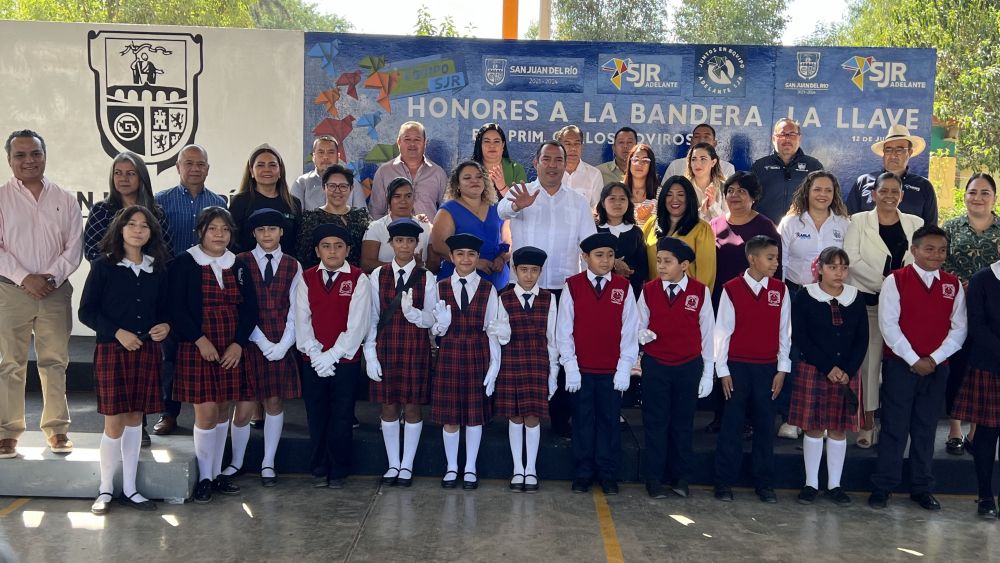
{"left": 497, "top": 181, "right": 597, "bottom": 290}
{"left": 494, "top": 283, "right": 560, "bottom": 372}
{"left": 248, "top": 245, "right": 302, "bottom": 350}
{"left": 295, "top": 260, "right": 372, "bottom": 359}
{"left": 778, "top": 212, "right": 850, "bottom": 286}
{"left": 714, "top": 270, "right": 792, "bottom": 377}
{"left": 665, "top": 157, "right": 736, "bottom": 181}
{"left": 445, "top": 271, "right": 501, "bottom": 370}
{"left": 186, "top": 246, "right": 235, "bottom": 288}
{"left": 563, "top": 161, "right": 605, "bottom": 208}
{"left": 637, "top": 274, "right": 715, "bottom": 379}
{"left": 556, "top": 270, "right": 639, "bottom": 378}
{"left": 361, "top": 214, "right": 431, "bottom": 263}
{"left": 363, "top": 258, "right": 439, "bottom": 357}
{"left": 878, "top": 264, "right": 968, "bottom": 366}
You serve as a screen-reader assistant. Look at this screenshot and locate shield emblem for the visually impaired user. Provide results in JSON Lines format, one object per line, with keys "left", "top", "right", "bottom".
{"left": 484, "top": 58, "right": 507, "bottom": 86}
{"left": 88, "top": 30, "right": 203, "bottom": 172}
{"left": 796, "top": 52, "right": 820, "bottom": 80}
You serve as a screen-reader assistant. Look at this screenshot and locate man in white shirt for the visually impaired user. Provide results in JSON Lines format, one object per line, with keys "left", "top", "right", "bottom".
{"left": 665, "top": 123, "right": 737, "bottom": 179}
{"left": 291, "top": 135, "right": 366, "bottom": 211}
{"left": 554, "top": 125, "right": 604, "bottom": 208}
{"left": 499, "top": 140, "right": 597, "bottom": 438}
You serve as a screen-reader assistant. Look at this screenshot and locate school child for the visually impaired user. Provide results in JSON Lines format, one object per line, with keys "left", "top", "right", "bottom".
{"left": 557, "top": 232, "right": 639, "bottom": 496}
{"left": 430, "top": 233, "right": 501, "bottom": 490}
{"left": 952, "top": 246, "right": 1000, "bottom": 518}
{"left": 363, "top": 218, "right": 438, "bottom": 487}
{"left": 79, "top": 205, "right": 172, "bottom": 514}
{"left": 713, "top": 235, "right": 790, "bottom": 503}
{"left": 870, "top": 225, "right": 967, "bottom": 511}
{"left": 637, "top": 237, "right": 714, "bottom": 499}
{"left": 221, "top": 209, "right": 302, "bottom": 487}
{"left": 788, "top": 247, "right": 868, "bottom": 506}
{"left": 168, "top": 206, "right": 258, "bottom": 504}
{"left": 492, "top": 246, "right": 558, "bottom": 493}
{"left": 596, "top": 182, "right": 648, "bottom": 297}
{"left": 295, "top": 223, "right": 372, "bottom": 489}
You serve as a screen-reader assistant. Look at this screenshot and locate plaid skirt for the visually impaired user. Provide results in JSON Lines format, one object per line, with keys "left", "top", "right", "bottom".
{"left": 495, "top": 356, "right": 549, "bottom": 419}
{"left": 787, "top": 361, "right": 863, "bottom": 432}
{"left": 173, "top": 304, "right": 241, "bottom": 404}
{"left": 951, "top": 367, "right": 1000, "bottom": 427}
{"left": 94, "top": 341, "right": 163, "bottom": 416}
{"left": 431, "top": 335, "right": 491, "bottom": 426}
{"left": 243, "top": 343, "right": 301, "bottom": 401}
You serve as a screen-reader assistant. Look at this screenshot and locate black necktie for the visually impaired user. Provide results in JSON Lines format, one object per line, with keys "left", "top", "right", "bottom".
{"left": 325, "top": 270, "right": 336, "bottom": 290}
{"left": 459, "top": 278, "right": 470, "bottom": 310}
{"left": 667, "top": 283, "right": 678, "bottom": 303}
{"left": 264, "top": 254, "right": 274, "bottom": 285}
{"left": 396, "top": 269, "right": 406, "bottom": 294}
{"left": 594, "top": 276, "right": 604, "bottom": 295}
{"left": 522, "top": 293, "right": 532, "bottom": 311}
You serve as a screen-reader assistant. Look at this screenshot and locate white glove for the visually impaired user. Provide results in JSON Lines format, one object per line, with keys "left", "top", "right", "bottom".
{"left": 433, "top": 300, "right": 452, "bottom": 330}
{"left": 565, "top": 368, "right": 582, "bottom": 393}
{"left": 697, "top": 375, "right": 714, "bottom": 398}
{"left": 264, "top": 340, "right": 291, "bottom": 362}
{"left": 310, "top": 348, "right": 338, "bottom": 375}
{"left": 484, "top": 363, "right": 499, "bottom": 397}
{"left": 366, "top": 358, "right": 383, "bottom": 382}
{"left": 318, "top": 365, "right": 336, "bottom": 378}
{"left": 613, "top": 370, "right": 631, "bottom": 392}
{"left": 401, "top": 289, "right": 423, "bottom": 325}
{"left": 486, "top": 318, "right": 511, "bottom": 344}
{"left": 256, "top": 339, "right": 276, "bottom": 357}
{"left": 638, "top": 329, "right": 658, "bottom": 346}
{"left": 548, "top": 366, "right": 559, "bottom": 400}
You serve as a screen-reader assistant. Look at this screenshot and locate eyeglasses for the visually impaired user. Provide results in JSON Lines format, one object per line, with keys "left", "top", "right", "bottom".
{"left": 630, "top": 157, "right": 651, "bottom": 164}
{"left": 324, "top": 182, "right": 351, "bottom": 191}
{"left": 774, "top": 132, "right": 801, "bottom": 139}
{"left": 882, "top": 147, "right": 911, "bottom": 156}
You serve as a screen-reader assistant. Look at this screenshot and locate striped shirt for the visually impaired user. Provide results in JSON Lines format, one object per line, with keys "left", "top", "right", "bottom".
{"left": 154, "top": 184, "right": 227, "bottom": 256}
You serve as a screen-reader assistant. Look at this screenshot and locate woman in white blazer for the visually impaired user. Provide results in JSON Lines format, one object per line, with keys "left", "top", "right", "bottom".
{"left": 844, "top": 172, "right": 924, "bottom": 448}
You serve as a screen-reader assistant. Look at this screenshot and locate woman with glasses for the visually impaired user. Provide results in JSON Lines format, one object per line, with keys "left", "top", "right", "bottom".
{"left": 297, "top": 164, "right": 372, "bottom": 270}
{"left": 624, "top": 143, "right": 658, "bottom": 225}
{"left": 471, "top": 123, "right": 527, "bottom": 197}
{"left": 684, "top": 142, "right": 727, "bottom": 221}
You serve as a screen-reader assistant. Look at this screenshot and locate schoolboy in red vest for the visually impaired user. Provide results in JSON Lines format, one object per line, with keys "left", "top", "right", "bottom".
{"left": 295, "top": 223, "right": 372, "bottom": 488}
{"left": 493, "top": 246, "right": 559, "bottom": 493}
{"left": 364, "top": 218, "right": 438, "bottom": 488}
{"left": 713, "top": 235, "right": 790, "bottom": 503}
{"left": 558, "top": 232, "right": 639, "bottom": 496}
{"left": 869, "top": 225, "right": 967, "bottom": 511}
{"left": 638, "top": 237, "right": 715, "bottom": 499}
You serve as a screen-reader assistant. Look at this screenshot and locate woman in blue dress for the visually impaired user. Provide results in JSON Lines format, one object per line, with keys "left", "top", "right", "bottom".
{"left": 431, "top": 160, "right": 510, "bottom": 289}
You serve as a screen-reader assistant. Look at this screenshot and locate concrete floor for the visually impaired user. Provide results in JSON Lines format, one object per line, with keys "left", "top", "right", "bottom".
{"left": 0, "top": 477, "right": 996, "bottom": 563}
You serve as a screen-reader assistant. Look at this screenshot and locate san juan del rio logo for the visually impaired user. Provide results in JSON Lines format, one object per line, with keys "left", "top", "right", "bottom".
{"left": 88, "top": 30, "right": 203, "bottom": 172}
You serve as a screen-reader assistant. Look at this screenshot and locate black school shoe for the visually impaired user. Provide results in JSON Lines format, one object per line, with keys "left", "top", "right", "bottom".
{"left": 868, "top": 489, "right": 891, "bottom": 509}
{"left": 910, "top": 492, "right": 941, "bottom": 511}
{"left": 441, "top": 470, "right": 459, "bottom": 489}
{"left": 714, "top": 485, "right": 734, "bottom": 502}
{"left": 670, "top": 480, "right": 689, "bottom": 498}
{"left": 462, "top": 472, "right": 479, "bottom": 490}
{"left": 571, "top": 478, "right": 591, "bottom": 494}
{"left": 212, "top": 477, "right": 240, "bottom": 496}
{"left": 601, "top": 480, "right": 619, "bottom": 496}
{"left": 193, "top": 479, "right": 213, "bottom": 504}
{"left": 523, "top": 474, "right": 539, "bottom": 493}
{"left": 118, "top": 492, "right": 156, "bottom": 511}
{"left": 824, "top": 487, "right": 852, "bottom": 506}
{"left": 797, "top": 486, "right": 818, "bottom": 505}
{"left": 756, "top": 487, "right": 777, "bottom": 503}
{"left": 978, "top": 498, "right": 998, "bottom": 519}
{"left": 946, "top": 436, "right": 965, "bottom": 455}
{"left": 646, "top": 481, "right": 668, "bottom": 499}
{"left": 396, "top": 468, "right": 413, "bottom": 488}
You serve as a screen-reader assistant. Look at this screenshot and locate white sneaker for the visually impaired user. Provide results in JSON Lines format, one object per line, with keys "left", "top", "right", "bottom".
{"left": 777, "top": 423, "right": 801, "bottom": 439}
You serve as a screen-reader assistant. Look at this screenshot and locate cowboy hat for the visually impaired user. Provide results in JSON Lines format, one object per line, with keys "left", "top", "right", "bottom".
{"left": 871, "top": 124, "right": 926, "bottom": 157}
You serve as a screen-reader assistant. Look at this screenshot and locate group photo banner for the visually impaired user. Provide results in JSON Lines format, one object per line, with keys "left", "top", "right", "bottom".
{"left": 303, "top": 33, "right": 936, "bottom": 188}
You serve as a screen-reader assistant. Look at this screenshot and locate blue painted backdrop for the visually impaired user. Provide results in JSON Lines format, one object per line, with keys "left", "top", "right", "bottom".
{"left": 303, "top": 34, "right": 935, "bottom": 197}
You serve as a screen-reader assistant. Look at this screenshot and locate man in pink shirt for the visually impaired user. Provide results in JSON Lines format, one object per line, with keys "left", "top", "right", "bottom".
{"left": 0, "top": 130, "right": 83, "bottom": 458}
{"left": 367, "top": 121, "right": 448, "bottom": 220}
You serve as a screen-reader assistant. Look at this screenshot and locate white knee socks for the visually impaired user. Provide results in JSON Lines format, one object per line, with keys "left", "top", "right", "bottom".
{"left": 261, "top": 412, "right": 284, "bottom": 479}
{"left": 401, "top": 421, "right": 423, "bottom": 472}
{"left": 803, "top": 435, "right": 824, "bottom": 489}
{"left": 223, "top": 422, "right": 250, "bottom": 476}
{"left": 213, "top": 420, "right": 230, "bottom": 479}
{"left": 443, "top": 428, "right": 460, "bottom": 473}
{"left": 98, "top": 433, "right": 121, "bottom": 495}
{"left": 120, "top": 425, "right": 146, "bottom": 502}
{"left": 193, "top": 426, "right": 215, "bottom": 482}
{"left": 525, "top": 425, "right": 541, "bottom": 477}
{"left": 508, "top": 422, "right": 525, "bottom": 475}
{"left": 382, "top": 419, "right": 401, "bottom": 476}
{"left": 464, "top": 425, "right": 483, "bottom": 480}
{"left": 826, "top": 437, "right": 847, "bottom": 489}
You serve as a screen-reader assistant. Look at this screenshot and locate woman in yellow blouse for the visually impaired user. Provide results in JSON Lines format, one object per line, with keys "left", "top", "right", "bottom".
{"left": 642, "top": 175, "right": 716, "bottom": 290}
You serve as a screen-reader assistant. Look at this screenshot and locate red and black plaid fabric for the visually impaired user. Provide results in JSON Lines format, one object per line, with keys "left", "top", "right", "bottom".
{"left": 494, "top": 289, "right": 551, "bottom": 419}
{"left": 174, "top": 265, "right": 244, "bottom": 404}
{"left": 829, "top": 299, "right": 844, "bottom": 326}
{"left": 94, "top": 341, "right": 163, "bottom": 415}
{"left": 238, "top": 252, "right": 300, "bottom": 400}
{"left": 372, "top": 266, "right": 431, "bottom": 404}
{"left": 431, "top": 278, "right": 492, "bottom": 426}
{"left": 788, "top": 360, "right": 863, "bottom": 432}
{"left": 951, "top": 367, "right": 1000, "bottom": 427}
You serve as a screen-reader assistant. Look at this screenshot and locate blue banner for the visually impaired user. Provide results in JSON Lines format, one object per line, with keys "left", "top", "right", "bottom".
{"left": 303, "top": 34, "right": 935, "bottom": 190}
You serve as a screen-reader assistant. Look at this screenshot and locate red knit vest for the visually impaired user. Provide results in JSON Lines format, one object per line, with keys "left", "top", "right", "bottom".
{"left": 566, "top": 272, "right": 629, "bottom": 373}
{"left": 303, "top": 264, "right": 364, "bottom": 363}
{"left": 883, "top": 265, "right": 958, "bottom": 360}
{"left": 643, "top": 277, "right": 707, "bottom": 366}
{"left": 723, "top": 276, "right": 785, "bottom": 364}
